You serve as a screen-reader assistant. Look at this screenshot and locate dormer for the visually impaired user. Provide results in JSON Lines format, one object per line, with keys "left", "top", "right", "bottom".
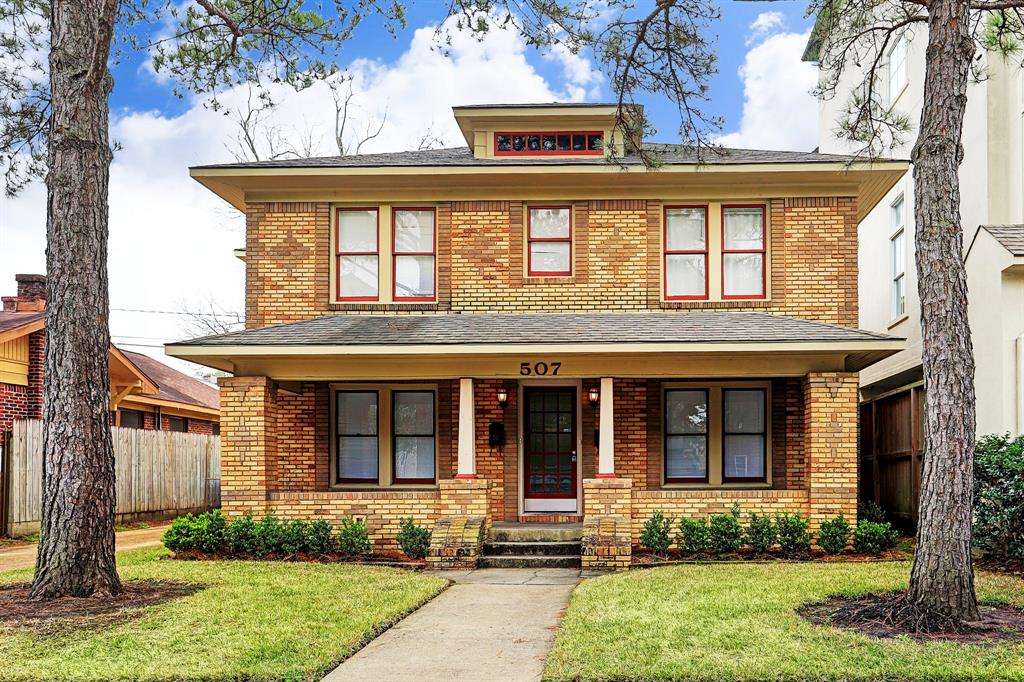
{"left": 452, "top": 103, "right": 629, "bottom": 159}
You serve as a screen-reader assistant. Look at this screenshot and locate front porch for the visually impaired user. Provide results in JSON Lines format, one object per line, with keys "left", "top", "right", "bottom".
{"left": 215, "top": 371, "right": 860, "bottom": 569}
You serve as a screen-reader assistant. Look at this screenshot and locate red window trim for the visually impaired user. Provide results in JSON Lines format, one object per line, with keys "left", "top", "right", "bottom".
{"left": 721, "top": 388, "right": 768, "bottom": 483}
{"left": 526, "top": 205, "right": 573, "bottom": 277}
{"left": 391, "top": 389, "right": 437, "bottom": 485}
{"left": 336, "top": 207, "right": 380, "bottom": 302}
{"left": 663, "top": 204, "right": 709, "bottom": 301}
{"left": 721, "top": 204, "right": 767, "bottom": 300}
{"left": 335, "top": 389, "right": 380, "bottom": 484}
{"left": 494, "top": 131, "right": 604, "bottom": 157}
{"left": 392, "top": 207, "right": 437, "bottom": 302}
{"left": 664, "top": 388, "right": 710, "bottom": 484}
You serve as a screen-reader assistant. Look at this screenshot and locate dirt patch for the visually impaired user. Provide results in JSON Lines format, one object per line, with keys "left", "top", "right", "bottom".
{"left": 799, "top": 592, "right": 1024, "bottom": 644}
{"left": 0, "top": 580, "right": 203, "bottom": 633}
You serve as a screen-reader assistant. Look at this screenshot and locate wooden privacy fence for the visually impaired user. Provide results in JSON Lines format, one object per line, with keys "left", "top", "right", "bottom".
{"left": 1, "top": 419, "right": 220, "bottom": 536}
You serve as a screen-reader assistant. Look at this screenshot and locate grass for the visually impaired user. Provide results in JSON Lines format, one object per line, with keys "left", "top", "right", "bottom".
{"left": 0, "top": 547, "right": 447, "bottom": 682}
{"left": 545, "top": 562, "right": 1024, "bottom": 681}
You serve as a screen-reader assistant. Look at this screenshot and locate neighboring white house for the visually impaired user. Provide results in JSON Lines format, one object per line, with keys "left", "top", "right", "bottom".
{"left": 804, "top": 26, "right": 1024, "bottom": 525}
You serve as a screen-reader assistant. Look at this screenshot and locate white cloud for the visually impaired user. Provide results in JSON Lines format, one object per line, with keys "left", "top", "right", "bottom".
{"left": 717, "top": 28, "right": 819, "bottom": 151}
{"left": 0, "top": 15, "right": 601, "bottom": 376}
{"left": 746, "top": 11, "right": 785, "bottom": 46}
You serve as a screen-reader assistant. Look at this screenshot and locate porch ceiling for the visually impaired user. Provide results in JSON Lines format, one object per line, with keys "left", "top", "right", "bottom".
{"left": 166, "top": 312, "right": 904, "bottom": 379}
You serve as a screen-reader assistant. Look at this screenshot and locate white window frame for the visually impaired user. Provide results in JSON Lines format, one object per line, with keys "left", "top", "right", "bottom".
{"left": 890, "top": 195, "right": 907, "bottom": 321}
{"left": 886, "top": 36, "right": 908, "bottom": 105}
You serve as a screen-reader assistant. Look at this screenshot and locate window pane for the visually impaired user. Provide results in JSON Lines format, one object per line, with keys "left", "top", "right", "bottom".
{"left": 666, "top": 254, "right": 706, "bottom": 297}
{"left": 394, "top": 436, "right": 435, "bottom": 480}
{"left": 338, "top": 436, "right": 378, "bottom": 480}
{"left": 891, "top": 197, "right": 904, "bottom": 229}
{"left": 891, "top": 231, "right": 905, "bottom": 276}
{"left": 893, "top": 274, "right": 905, "bottom": 317}
{"left": 530, "top": 242, "right": 571, "bottom": 273}
{"left": 338, "top": 210, "right": 377, "bottom": 252}
{"left": 588, "top": 134, "right": 603, "bottom": 151}
{"left": 529, "top": 208, "right": 571, "bottom": 238}
{"left": 394, "top": 255, "right": 435, "bottom": 298}
{"left": 665, "top": 390, "right": 707, "bottom": 434}
{"left": 724, "top": 390, "right": 764, "bottom": 433}
{"left": 120, "top": 410, "right": 143, "bottom": 429}
{"left": 723, "top": 208, "right": 764, "bottom": 250}
{"left": 496, "top": 135, "right": 511, "bottom": 152}
{"left": 394, "top": 392, "right": 434, "bottom": 435}
{"left": 339, "top": 255, "right": 378, "bottom": 298}
{"left": 666, "top": 208, "right": 706, "bottom": 251}
{"left": 724, "top": 435, "right": 765, "bottom": 479}
{"left": 666, "top": 435, "right": 707, "bottom": 479}
{"left": 723, "top": 253, "right": 763, "bottom": 297}
{"left": 394, "top": 210, "right": 434, "bottom": 253}
{"left": 337, "top": 392, "right": 378, "bottom": 435}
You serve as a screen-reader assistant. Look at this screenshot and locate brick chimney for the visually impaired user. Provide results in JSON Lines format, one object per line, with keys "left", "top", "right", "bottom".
{"left": 2, "top": 274, "right": 47, "bottom": 313}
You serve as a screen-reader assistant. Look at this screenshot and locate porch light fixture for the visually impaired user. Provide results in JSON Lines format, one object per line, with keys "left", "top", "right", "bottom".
{"left": 588, "top": 386, "right": 600, "bottom": 409}
{"left": 497, "top": 388, "right": 509, "bottom": 410}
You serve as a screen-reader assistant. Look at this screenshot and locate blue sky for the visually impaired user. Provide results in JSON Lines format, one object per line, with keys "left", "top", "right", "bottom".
{"left": 1, "top": 2, "right": 819, "bottom": 376}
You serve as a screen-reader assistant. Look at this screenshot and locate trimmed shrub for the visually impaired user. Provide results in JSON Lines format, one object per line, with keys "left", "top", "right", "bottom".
{"left": 163, "top": 513, "right": 199, "bottom": 551}
{"left": 338, "top": 518, "right": 372, "bottom": 554}
{"left": 775, "top": 512, "right": 812, "bottom": 554}
{"left": 745, "top": 512, "right": 777, "bottom": 554}
{"left": 817, "top": 515, "right": 851, "bottom": 555}
{"left": 974, "top": 433, "right": 1024, "bottom": 560}
{"left": 225, "top": 512, "right": 259, "bottom": 554}
{"left": 254, "top": 513, "right": 285, "bottom": 554}
{"left": 640, "top": 510, "right": 673, "bottom": 555}
{"left": 307, "top": 519, "right": 334, "bottom": 555}
{"left": 709, "top": 504, "right": 744, "bottom": 553}
{"left": 162, "top": 509, "right": 226, "bottom": 553}
{"left": 853, "top": 520, "right": 898, "bottom": 554}
{"left": 676, "top": 517, "right": 710, "bottom": 554}
{"left": 397, "top": 517, "right": 431, "bottom": 560}
{"left": 280, "top": 519, "right": 310, "bottom": 555}
{"left": 857, "top": 500, "right": 886, "bottom": 524}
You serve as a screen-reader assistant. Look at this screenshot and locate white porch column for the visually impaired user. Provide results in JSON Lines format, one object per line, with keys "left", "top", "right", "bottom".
{"left": 597, "top": 376, "right": 615, "bottom": 478}
{"left": 455, "top": 377, "right": 476, "bottom": 479}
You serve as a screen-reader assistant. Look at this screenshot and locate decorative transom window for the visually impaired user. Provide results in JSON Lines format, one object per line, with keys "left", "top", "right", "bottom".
{"left": 664, "top": 206, "right": 708, "bottom": 300}
{"left": 527, "top": 206, "right": 573, "bottom": 276}
{"left": 890, "top": 196, "right": 906, "bottom": 319}
{"left": 722, "top": 206, "right": 766, "bottom": 299}
{"left": 664, "top": 384, "right": 768, "bottom": 486}
{"left": 334, "top": 387, "right": 437, "bottom": 486}
{"left": 392, "top": 208, "right": 436, "bottom": 301}
{"left": 495, "top": 131, "right": 603, "bottom": 156}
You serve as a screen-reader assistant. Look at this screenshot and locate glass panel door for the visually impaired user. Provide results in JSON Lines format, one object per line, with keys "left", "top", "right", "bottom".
{"left": 523, "top": 387, "right": 577, "bottom": 499}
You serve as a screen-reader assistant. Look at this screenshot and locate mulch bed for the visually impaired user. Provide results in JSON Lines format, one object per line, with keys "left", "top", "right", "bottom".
{"left": 977, "top": 557, "right": 1024, "bottom": 578}
{"left": 799, "top": 592, "right": 1024, "bottom": 644}
{"left": 632, "top": 546, "right": 913, "bottom": 566}
{"left": 169, "top": 549, "right": 426, "bottom": 569}
{"left": 0, "top": 580, "right": 202, "bottom": 632}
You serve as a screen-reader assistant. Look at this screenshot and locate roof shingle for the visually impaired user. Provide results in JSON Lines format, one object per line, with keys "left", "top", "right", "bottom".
{"left": 981, "top": 225, "right": 1024, "bottom": 256}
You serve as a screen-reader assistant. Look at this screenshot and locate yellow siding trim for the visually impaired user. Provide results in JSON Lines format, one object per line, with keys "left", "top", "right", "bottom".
{"left": 0, "top": 337, "right": 29, "bottom": 386}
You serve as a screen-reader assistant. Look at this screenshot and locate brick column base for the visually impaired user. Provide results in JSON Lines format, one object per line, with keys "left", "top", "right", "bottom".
{"left": 582, "top": 478, "right": 632, "bottom": 570}
{"left": 217, "top": 376, "right": 276, "bottom": 519}
{"left": 426, "top": 479, "right": 491, "bottom": 569}
{"left": 804, "top": 372, "right": 859, "bottom": 531}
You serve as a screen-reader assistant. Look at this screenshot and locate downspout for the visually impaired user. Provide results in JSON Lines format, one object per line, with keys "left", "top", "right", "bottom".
{"left": 1017, "top": 334, "right": 1024, "bottom": 435}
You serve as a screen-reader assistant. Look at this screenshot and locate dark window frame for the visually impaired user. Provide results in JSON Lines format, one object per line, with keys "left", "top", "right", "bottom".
{"left": 335, "top": 389, "right": 381, "bottom": 484}
{"left": 390, "top": 389, "right": 437, "bottom": 485}
{"left": 118, "top": 408, "right": 145, "bottom": 430}
{"left": 663, "top": 388, "right": 710, "bottom": 484}
{"left": 167, "top": 415, "right": 188, "bottom": 433}
{"left": 721, "top": 387, "right": 768, "bottom": 483}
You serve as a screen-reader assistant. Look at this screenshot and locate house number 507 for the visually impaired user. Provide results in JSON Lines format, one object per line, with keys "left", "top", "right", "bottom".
{"left": 520, "top": 361, "right": 561, "bottom": 376}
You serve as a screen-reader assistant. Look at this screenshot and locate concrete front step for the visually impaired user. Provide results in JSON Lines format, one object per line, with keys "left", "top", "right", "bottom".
{"left": 483, "top": 541, "right": 581, "bottom": 557}
{"left": 488, "top": 523, "right": 584, "bottom": 543}
{"left": 478, "top": 554, "right": 582, "bottom": 569}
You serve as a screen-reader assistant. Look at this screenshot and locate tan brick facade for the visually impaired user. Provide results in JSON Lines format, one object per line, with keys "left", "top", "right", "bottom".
{"left": 804, "top": 371, "right": 860, "bottom": 527}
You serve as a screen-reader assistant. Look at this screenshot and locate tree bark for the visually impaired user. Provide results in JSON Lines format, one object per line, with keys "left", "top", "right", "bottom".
{"left": 30, "top": 0, "right": 122, "bottom": 599}
{"left": 907, "top": 0, "right": 980, "bottom": 622}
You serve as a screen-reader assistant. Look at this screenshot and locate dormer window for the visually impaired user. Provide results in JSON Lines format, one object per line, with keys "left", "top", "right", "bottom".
{"left": 494, "top": 131, "right": 603, "bottom": 156}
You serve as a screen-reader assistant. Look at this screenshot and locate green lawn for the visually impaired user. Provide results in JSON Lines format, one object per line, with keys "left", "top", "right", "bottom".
{"left": 546, "top": 562, "right": 1024, "bottom": 681}
{"left": 0, "top": 548, "right": 446, "bottom": 682}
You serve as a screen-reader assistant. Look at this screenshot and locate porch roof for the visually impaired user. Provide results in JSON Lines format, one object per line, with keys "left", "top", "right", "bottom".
{"left": 166, "top": 312, "right": 903, "bottom": 377}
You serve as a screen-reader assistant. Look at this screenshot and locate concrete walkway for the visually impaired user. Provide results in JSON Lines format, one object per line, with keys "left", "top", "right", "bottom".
{"left": 0, "top": 525, "right": 167, "bottom": 573}
{"left": 323, "top": 568, "right": 588, "bottom": 682}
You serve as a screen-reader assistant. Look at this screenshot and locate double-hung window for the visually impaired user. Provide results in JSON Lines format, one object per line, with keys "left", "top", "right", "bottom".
{"left": 527, "top": 206, "right": 572, "bottom": 276}
{"left": 890, "top": 196, "right": 906, "bottom": 319}
{"left": 664, "top": 206, "right": 708, "bottom": 299}
{"left": 887, "top": 36, "right": 907, "bottom": 104}
{"left": 664, "top": 389, "right": 709, "bottom": 482}
{"left": 334, "top": 387, "right": 437, "bottom": 486}
{"left": 722, "top": 389, "right": 767, "bottom": 482}
{"left": 722, "top": 206, "right": 766, "bottom": 299}
{"left": 393, "top": 208, "right": 436, "bottom": 301}
{"left": 336, "top": 209, "right": 379, "bottom": 300}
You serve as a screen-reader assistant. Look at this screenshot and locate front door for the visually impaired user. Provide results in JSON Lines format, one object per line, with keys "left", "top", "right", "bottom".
{"left": 523, "top": 387, "right": 577, "bottom": 510}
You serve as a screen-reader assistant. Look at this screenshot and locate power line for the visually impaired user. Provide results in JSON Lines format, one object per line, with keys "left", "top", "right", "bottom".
{"left": 111, "top": 307, "right": 241, "bottom": 318}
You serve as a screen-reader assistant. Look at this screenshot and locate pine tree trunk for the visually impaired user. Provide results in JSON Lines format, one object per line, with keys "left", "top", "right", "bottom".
{"left": 30, "top": 0, "right": 121, "bottom": 599}
{"left": 907, "top": 0, "right": 979, "bottom": 622}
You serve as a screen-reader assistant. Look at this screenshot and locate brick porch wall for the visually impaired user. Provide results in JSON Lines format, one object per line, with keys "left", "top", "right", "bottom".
{"left": 0, "top": 330, "right": 43, "bottom": 432}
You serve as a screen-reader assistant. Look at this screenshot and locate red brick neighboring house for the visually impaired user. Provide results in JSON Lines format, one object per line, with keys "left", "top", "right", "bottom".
{"left": 0, "top": 274, "right": 219, "bottom": 435}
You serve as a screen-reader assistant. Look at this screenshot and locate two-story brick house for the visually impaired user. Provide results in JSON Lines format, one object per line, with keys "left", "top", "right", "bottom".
{"left": 167, "top": 103, "right": 906, "bottom": 568}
